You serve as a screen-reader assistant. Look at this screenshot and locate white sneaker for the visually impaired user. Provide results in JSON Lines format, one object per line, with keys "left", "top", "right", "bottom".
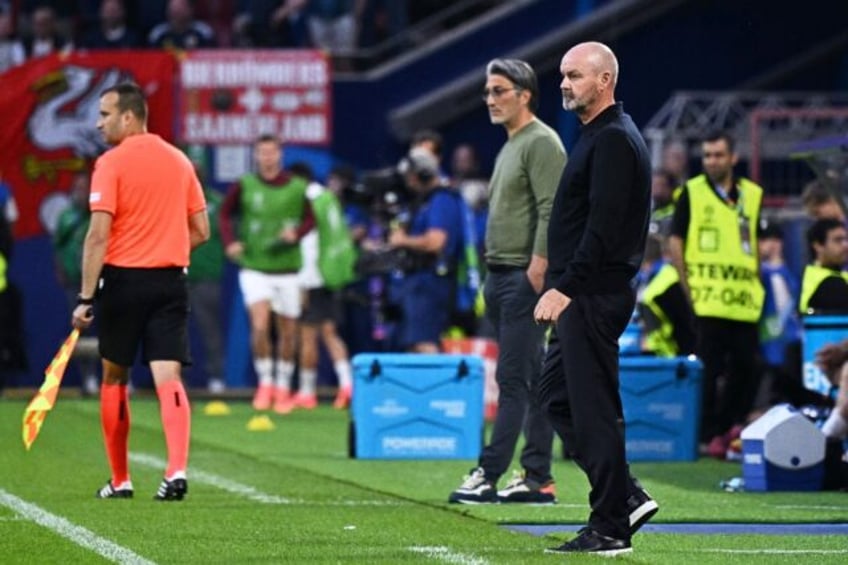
{"left": 448, "top": 467, "right": 497, "bottom": 504}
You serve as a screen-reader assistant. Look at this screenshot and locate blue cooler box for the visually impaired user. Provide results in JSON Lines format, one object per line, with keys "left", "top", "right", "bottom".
{"left": 350, "top": 353, "right": 484, "bottom": 459}
{"left": 801, "top": 315, "right": 846, "bottom": 399}
{"left": 619, "top": 356, "right": 703, "bottom": 461}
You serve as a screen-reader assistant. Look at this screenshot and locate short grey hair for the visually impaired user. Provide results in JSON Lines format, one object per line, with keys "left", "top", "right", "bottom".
{"left": 486, "top": 58, "right": 539, "bottom": 112}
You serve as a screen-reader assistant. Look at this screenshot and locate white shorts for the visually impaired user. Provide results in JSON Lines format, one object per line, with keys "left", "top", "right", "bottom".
{"left": 239, "top": 269, "right": 302, "bottom": 319}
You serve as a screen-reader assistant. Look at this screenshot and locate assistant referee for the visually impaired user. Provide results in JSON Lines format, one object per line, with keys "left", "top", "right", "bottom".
{"left": 72, "top": 82, "right": 209, "bottom": 502}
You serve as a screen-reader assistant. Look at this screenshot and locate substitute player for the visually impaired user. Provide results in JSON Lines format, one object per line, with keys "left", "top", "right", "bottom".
{"left": 72, "top": 83, "right": 209, "bottom": 501}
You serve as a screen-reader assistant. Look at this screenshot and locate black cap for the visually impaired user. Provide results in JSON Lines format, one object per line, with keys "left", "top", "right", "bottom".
{"left": 758, "top": 219, "right": 783, "bottom": 240}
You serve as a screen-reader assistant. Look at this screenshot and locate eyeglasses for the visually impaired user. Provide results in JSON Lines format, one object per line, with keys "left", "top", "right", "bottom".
{"left": 481, "top": 87, "right": 520, "bottom": 102}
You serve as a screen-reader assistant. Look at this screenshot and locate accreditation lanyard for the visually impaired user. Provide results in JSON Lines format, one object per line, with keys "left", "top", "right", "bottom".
{"left": 715, "top": 183, "right": 752, "bottom": 255}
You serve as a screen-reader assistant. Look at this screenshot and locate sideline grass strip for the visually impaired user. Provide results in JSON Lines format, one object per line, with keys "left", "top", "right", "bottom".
{"left": 2, "top": 398, "right": 848, "bottom": 564}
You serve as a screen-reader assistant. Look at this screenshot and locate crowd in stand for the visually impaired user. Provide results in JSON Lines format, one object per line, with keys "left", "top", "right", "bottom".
{"left": 0, "top": 0, "right": 489, "bottom": 73}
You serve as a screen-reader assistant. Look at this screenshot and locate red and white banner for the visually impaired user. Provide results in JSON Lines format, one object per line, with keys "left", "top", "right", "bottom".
{"left": 179, "top": 50, "right": 332, "bottom": 146}
{"left": 0, "top": 51, "right": 177, "bottom": 238}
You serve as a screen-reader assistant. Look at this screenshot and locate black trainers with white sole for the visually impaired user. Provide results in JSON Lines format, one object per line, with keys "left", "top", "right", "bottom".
{"left": 627, "top": 485, "right": 658, "bottom": 534}
{"left": 154, "top": 477, "right": 188, "bottom": 501}
{"left": 448, "top": 467, "right": 497, "bottom": 504}
{"left": 95, "top": 480, "right": 133, "bottom": 499}
{"left": 546, "top": 527, "right": 632, "bottom": 556}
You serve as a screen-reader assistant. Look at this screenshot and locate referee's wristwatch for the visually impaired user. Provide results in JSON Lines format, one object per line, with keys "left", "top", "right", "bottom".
{"left": 76, "top": 294, "right": 95, "bottom": 306}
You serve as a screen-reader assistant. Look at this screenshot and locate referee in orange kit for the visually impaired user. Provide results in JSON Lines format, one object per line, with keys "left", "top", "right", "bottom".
{"left": 72, "top": 83, "right": 210, "bottom": 501}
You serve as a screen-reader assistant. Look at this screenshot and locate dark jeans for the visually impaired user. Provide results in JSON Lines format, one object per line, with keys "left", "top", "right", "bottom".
{"left": 696, "top": 316, "right": 761, "bottom": 441}
{"left": 539, "top": 291, "right": 641, "bottom": 541}
{"left": 478, "top": 269, "right": 554, "bottom": 484}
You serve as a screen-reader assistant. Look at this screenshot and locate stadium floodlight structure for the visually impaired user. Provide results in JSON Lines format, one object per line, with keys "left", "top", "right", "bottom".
{"left": 643, "top": 91, "right": 848, "bottom": 197}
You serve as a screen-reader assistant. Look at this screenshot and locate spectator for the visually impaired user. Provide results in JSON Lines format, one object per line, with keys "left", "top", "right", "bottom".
{"left": 233, "top": 0, "right": 310, "bottom": 48}
{"left": 637, "top": 235, "right": 696, "bottom": 357}
{"left": 387, "top": 147, "right": 463, "bottom": 352}
{"left": 448, "top": 59, "right": 562, "bottom": 505}
{"left": 80, "top": 0, "right": 140, "bottom": 50}
{"left": 187, "top": 161, "right": 226, "bottom": 394}
{"left": 0, "top": 208, "right": 27, "bottom": 382}
{"left": 801, "top": 179, "right": 846, "bottom": 222}
{"left": 756, "top": 220, "right": 801, "bottom": 407}
{"left": 148, "top": 0, "right": 216, "bottom": 50}
{"left": 306, "top": 0, "right": 365, "bottom": 55}
{"left": 669, "top": 130, "right": 765, "bottom": 458}
{"left": 53, "top": 171, "right": 99, "bottom": 395}
{"left": 289, "top": 162, "right": 357, "bottom": 410}
{"left": 649, "top": 169, "right": 677, "bottom": 237}
{"left": 815, "top": 340, "right": 848, "bottom": 441}
{"left": 451, "top": 143, "right": 488, "bottom": 328}
{"left": 0, "top": 168, "right": 19, "bottom": 230}
{"left": 661, "top": 138, "right": 689, "bottom": 186}
{"left": 219, "top": 135, "right": 314, "bottom": 413}
{"left": 20, "top": 5, "right": 72, "bottom": 59}
{"left": 803, "top": 219, "right": 848, "bottom": 442}
{"left": 0, "top": 3, "right": 24, "bottom": 73}
{"left": 800, "top": 218, "right": 848, "bottom": 313}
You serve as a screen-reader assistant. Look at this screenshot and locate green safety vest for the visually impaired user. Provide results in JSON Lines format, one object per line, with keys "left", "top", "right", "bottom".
{"left": 640, "top": 263, "right": 680, "bottom": 357}
{"left": 238, "top": 174, "right": 307, "bottom": 273}
{"left": 310, "top": 189, "right": 356, "bottom": 290}
{"left": 799, "top": 264, "right": 848, "bottom": 313}
{"left": 684, "top": 174, "right": 764, "bottom": 322}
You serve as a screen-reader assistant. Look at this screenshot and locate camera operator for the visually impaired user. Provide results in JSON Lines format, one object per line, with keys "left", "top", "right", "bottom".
{"left": 387, "top": 147, "right": 464, "bottom": 352}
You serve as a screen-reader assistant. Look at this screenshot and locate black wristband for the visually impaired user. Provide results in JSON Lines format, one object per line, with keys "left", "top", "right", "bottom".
{"left": 76, "top": 294, "right": 95, "bottom": 306}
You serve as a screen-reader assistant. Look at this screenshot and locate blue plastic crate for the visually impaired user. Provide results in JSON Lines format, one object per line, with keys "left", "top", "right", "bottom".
{"left": 801, "top": 315, "right": 846, "bottom": 399}
{"left": 350, "top": 353, "right": 484, "bottom": 459}
{"left": 619, "top": 356, "right": 703, "bottom": 461}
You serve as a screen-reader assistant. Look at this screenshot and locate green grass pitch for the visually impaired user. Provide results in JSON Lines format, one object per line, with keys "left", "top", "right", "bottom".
{"left": 1, "top": 397, "right": 847, "bottom": 563}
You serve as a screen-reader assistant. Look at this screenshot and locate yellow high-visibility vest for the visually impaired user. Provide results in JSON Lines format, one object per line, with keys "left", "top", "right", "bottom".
{"left": 799, "top": 264, "right": 848, "bottom": 313}
{"left": 684, "top": 174, "right": 764, "bottom": 322}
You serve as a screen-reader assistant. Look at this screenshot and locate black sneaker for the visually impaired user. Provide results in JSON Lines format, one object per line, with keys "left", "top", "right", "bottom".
{"left": 496, "top": 470, "right": 557, "bottom": 504}
{"left": 95, "top": 480, "right": 133, "bottom": 499}
{"left": 448, "top": 467, "right": 497, "bottom": 504}
{"left": 546, "top": 527, "right": 632, "bottom": 556}
{"left": 627, "top": 485, "right": 658, "bottom": 534}
{"left": 154, "top": 477, "right": 188, "bottom": 501}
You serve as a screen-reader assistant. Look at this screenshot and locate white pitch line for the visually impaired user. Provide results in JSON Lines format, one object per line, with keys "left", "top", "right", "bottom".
{"left": 773, "top": 505, "right": 848, "bottom": 511}
{"left": 0, "top": 489, "right": 156, "bottom": 565}
{"left": 700, "top": 549, "right": 848, "bottom": 555}
{"left": 408, "top": 546, "right": 489, "bottom": 565}
{"left": 129, "top": 452, "right": 401, "bottom": 507}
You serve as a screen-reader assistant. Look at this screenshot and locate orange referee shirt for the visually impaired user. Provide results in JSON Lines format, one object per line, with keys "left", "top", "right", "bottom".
{"left": 90, "top": 134, "right": 206, "bottom": 268}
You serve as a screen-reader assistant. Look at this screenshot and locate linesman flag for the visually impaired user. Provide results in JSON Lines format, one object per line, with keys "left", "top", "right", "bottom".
{"left": 22, "top": 329, "right": 80, "bottom": 450}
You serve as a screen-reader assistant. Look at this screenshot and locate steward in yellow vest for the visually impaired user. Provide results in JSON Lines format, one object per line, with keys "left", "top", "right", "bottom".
{"left": 800, "top": 218, "right": 848, "bottom": 313}
{"left": 678, "top": 173, "right": 764, "bottom": 322}
{"left": 639, "top": 263, "right": 697, "bottom": 356}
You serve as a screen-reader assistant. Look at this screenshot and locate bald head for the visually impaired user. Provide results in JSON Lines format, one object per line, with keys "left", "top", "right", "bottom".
{"left": 568, "top": 42, "right": 618, "bottom": 87}
{"left": 559, "top": 41, "right": 619, "bottom": 123}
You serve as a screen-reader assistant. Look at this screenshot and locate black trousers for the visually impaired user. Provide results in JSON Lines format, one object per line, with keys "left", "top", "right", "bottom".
{"left": 696, "top": 316, "right": 761, "bottom": 441}
{"left": 539, "top": 291, "right": 639, "bottom": 540}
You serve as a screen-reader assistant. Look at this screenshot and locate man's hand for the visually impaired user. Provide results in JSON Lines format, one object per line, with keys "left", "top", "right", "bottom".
{"left": 279, "top": 227, "right": 298, "bottom": 244}
{"left": 387, "top": 228, "right": 407, "bottom": 249}
{"left": 534, "top": 289, "right": 571, "bottom": 324}
{"left": 526, "top": 254, "right": 547, "bottom": 294}
{"left": 72, "top": 304, "right": 94, "bottom": 331}
{"left": 225, "top": 241, "right": 244, "bottom": 261}
{"left": 816, "top": 341, "right": 848, "bottom": 383}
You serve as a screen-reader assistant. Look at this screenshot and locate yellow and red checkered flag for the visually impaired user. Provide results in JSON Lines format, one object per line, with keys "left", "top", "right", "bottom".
{"left": 22, "top": 329, "right": 80, "bottom": 450}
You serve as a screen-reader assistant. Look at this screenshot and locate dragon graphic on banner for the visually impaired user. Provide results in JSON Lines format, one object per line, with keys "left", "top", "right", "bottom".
{"left": 0, "top": 51, "right": 176, "bottom": 239}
